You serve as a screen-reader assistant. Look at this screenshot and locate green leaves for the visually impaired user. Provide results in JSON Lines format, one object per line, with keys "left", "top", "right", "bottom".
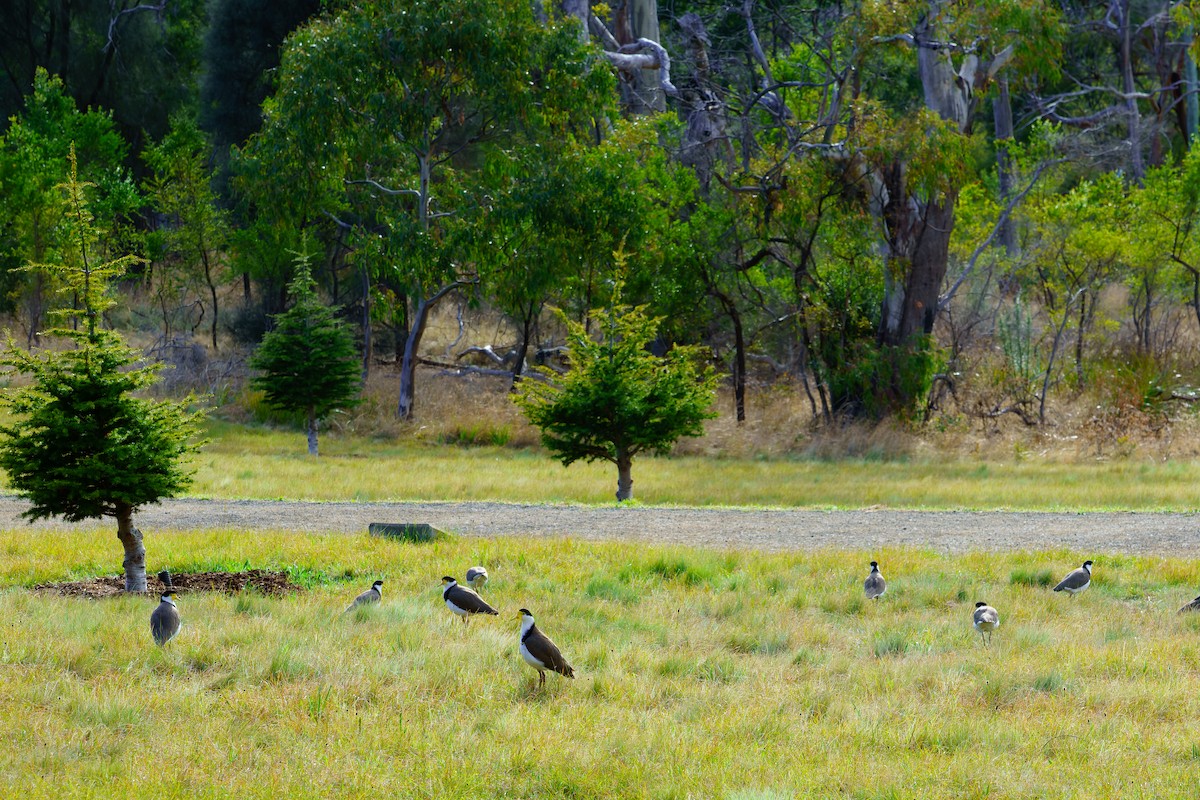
{"left": 249, "top": 252, "right": 361, "bottom": 443}
{"left": 514, "top": 271, "right": 718, "bottom": 485}
{"left": 0, "top": 155, "right": 204, "bottom": 522}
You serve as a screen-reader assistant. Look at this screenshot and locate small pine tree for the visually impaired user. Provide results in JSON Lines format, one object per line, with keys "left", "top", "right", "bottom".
{"left": 250, "top": 252, "right": 360, "bottom": 455}
{"left": 514, "top": 277, "right": 718, "bottom": 502}
{"left": 0, "top": 147, "right": 205, "bottom": 592}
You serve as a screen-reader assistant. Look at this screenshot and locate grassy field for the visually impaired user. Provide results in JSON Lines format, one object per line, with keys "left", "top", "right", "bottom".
{"left": 169, "top": 421, "right": 1200, "bottom": 511}
{"left": 4, "top": 528, "right": 1200, "bottom": 798}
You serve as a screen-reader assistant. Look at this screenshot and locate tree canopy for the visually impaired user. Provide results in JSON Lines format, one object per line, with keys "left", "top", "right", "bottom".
{"left": 515, "top": 274, "right": 718, "bottom": 501}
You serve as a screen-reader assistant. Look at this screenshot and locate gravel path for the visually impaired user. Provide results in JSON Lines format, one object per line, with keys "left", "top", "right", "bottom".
{"left": 2, "top": 496, "right": 1199, "bottom": 556}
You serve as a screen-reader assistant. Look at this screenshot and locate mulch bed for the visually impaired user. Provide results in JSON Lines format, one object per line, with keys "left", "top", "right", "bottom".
{"left": 35, "top": 569, "right": 302, "bottom": 599}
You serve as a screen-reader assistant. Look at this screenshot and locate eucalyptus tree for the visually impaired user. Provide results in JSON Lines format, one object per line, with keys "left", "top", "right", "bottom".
{"left": 484, "top": 119, "right": 696, "bottom": 386}
{"left": 143, "top": 115, "right": 229, "bottom": 350}
{"left": 1017, "top": 173, "right": 1127, "bottom": 421}
{"left": 246, "top": 0, "right": 612, "bottom": 419}
{"left": 0, "top": 0, "right": 206, "bottom": 151}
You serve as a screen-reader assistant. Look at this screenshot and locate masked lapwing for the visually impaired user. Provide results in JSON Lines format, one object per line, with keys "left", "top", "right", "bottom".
{"left": 1053, "top": 560, "right": 1093, "bottom": 596}
{"left": 344, "top": 579, "right": 383, "bottom": 613}
{"left": 518, "top": 608, "right": 575, "bottom": 688}
{"left": 972, "top": 601, "right": 999, "bottom": 647}
{"left": 150, "top": 590, "right": 181, "bottom": 646}
{"left": 864, "top": 561, "right": 886, "bottom": 600}
{"left": 465, "top": 566, "right": 489, "bottom": 592}
{"left": 442, "top": 576, "right": 498, "bottom": 624}
{"left": 1179, "top": 595, "right": 1200, "bottom": 614}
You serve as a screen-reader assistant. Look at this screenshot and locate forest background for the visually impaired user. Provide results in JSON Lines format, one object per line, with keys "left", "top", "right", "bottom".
{"left": 5, "top": 0, "right": 1200, "bottom": 463}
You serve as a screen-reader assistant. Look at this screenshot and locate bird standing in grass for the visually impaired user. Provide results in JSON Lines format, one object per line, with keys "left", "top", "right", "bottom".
{"left": 465, "top": 566, "right": 489, "bottom": 592}
{"left": 973, "top": 601, "right": 1000, "bottom": 646}
{"left": 442, "top": 576, "right": 498, "bottom": 624}
{"left": 1053, "top": 560, "right": 1093, "bottom": 597}
{"left": 151, "top": 590, "right": 181, "bottom": 646}
{"left": 518, "top": 608, "right": 574, "bottom": 688}
{"left": 1179, "top": 595, "right": 1200, "bottom": 614}
{"left": 864, "top": 561, "right": 886, "bottom": 600}
{"left": 344, "top": 579, "right": 383, "bottom": 613}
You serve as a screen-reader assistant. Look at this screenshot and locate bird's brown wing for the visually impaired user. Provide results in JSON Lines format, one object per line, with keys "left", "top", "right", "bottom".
{"left": 1053, "top": 568, "right": 1089, "bottom": 592}
{"left": 526, "top": 626, "right": 574, "bottom": 678}
{"left": 447, "top": 585, "right": 499, "bottom": 615}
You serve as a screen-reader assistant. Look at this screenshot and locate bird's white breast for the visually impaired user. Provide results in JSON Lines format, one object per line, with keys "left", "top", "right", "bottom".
{"left": 520, "top": 641, "right": 545, "bottom": 669}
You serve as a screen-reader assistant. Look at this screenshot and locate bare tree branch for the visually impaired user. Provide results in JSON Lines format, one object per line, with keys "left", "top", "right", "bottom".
{"left": 938, "top": 158, "right": 1066, "bottom": 311}
{"left": 345, "top": 178, "right": 421, "bottom": 198}
{"left": 105, "top": 1, "right": 167, "bottom": 54}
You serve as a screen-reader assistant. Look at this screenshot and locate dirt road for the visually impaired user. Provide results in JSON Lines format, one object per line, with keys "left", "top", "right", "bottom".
{"left": 2, "top": 496, "right": 1198, "bottom": 556}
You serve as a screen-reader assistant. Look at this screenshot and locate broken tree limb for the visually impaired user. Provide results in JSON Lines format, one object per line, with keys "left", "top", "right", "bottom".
{"left": 601, "top": 38, "right": 678, "bottom": 97}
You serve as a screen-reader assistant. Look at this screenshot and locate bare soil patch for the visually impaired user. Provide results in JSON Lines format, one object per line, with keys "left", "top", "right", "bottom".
{"left": 36, "top": 569, "right": 301, "bottom": 599}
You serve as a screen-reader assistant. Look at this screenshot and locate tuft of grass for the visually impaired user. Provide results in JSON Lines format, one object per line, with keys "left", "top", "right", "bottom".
{"left": 1032, "top": 672, "right": 1066, "bottom": 693}
{"left": 1010, "top": 568, "right": 1055, "bottom": 587}
{"left": 438, "top": 423, "right": 513, "bottom": 448}
{"left": 584, "top": 575, "right": 640, "bottom": 604}
{"left": 873, "top": 630, "right": 909, "bottom": 658}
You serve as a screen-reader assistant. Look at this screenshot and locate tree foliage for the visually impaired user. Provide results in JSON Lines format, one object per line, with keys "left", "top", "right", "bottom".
{"left": 0, "top": 148, "right": 204, "bottom": 591}
{"left": 515, "top": 272, "right": 718, "bottom": 501}
{"left": 250, "top": 252, "right": 361, "bottom": 456}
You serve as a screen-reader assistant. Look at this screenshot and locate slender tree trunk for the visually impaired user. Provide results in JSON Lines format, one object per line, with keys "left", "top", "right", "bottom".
{"left": 398, "top": 281, "right": 471, "bottom": 419}
{"left": 510, "top": 306, "right": 536, "bottom": 390}
{"left": 116, "top": 502, "right": 146, "bottom": 592}
{"left": 1121, "top": 0, "right": 1144, "bottom": 183}
{"left": 709, "top": 284, "right": 747, "bottom": 422}
{"left": 1187, "top": 28, "right": 1199, "bottom": 145}
{"left": 615, "top": 449, "right": 634, "bottom": 501}
{"left": 202, "top": 248, "right": 219, "bottom": 351}
{"left": 307, "top": 408, "right": 319, "bottom": 456}
{"left": 1039, "top": 291, "right": 1082, "bottom": 424}
{"left": 1075, "top": 294, "right": 1087, "bottom": 385}
{"left": 731, "top": 306, "right": 746, "bottom": 423}
{"left": 361, "top": 266, "right": 371, "bottom": 384}
{"left": 993, "top": 76, "right": 1017, "bottom": 257}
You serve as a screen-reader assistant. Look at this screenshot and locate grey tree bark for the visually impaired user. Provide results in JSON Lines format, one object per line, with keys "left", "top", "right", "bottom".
{"left": 993, "top": 76, "right": 1018, "bottom": 257}
{"left": 877, "top": 9, "right": 1012, "bottom": 348}
{"left": 307, "top": 408, "right": 319, "bottom": 456}
{"left": 116, "top": 502, "right": 146, "bottom": 592}
{"left": 616, "top": 450, "right": 634, "bottom": 501}
{"left": 397, "top": 280, "right": 472, "bottom": 419}
{"left": 1119, "top": 0, "right": 1145, "bottom": 182}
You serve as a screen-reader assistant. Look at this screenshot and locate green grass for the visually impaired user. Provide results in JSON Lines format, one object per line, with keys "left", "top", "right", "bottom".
{"left": 3, "top": 528, "right": 1200, "bottom": 797}
{"left": 86, "top": 420, "right": 1200, "bottom": 510}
